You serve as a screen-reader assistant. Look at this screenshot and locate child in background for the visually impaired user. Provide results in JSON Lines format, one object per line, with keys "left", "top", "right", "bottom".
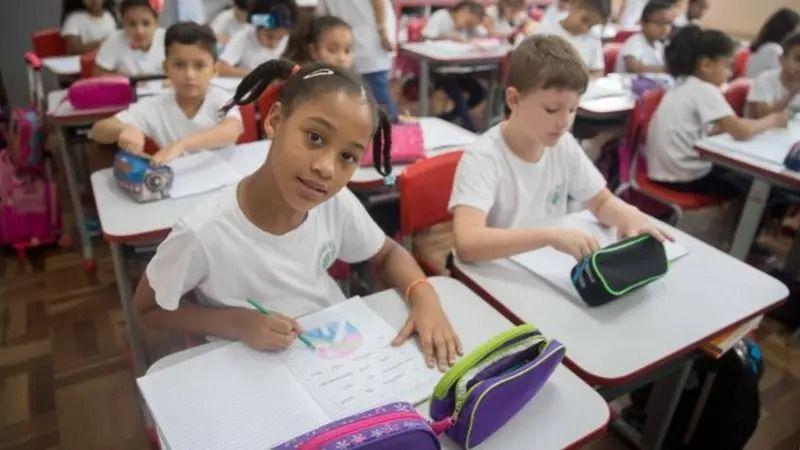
{"left": 746, "top": 8, "right": 800, "bottom": 78}
{"left": 449, "top": 35, "right": 668, "bottom": 263}
{"left": 540, "top": 0, "right": 570, "bottom": 26}
{"left": 535, "top": 0, "right": 610, "bottom": 77}
{"left": 285, "top": 16, "right": 353, "bottom": 68}
{"left": 673, "top": 0, "right": 709, "bottom": 28}
{"left": 614, "top": 0, "right": 647, "bottom": 28}
{"left": 747, "top": 32, "right": 800, "bottom": 119}
{"left": 615, "top": 1, "right": 676, "bottom": 74}
{"left": 211, "top": 0, "right": 250, "bottom": 48}
{"left": 422, "top": 1, "right": 487, "bottom": 131}
{"left": 646, "top": 26, "right": 788, "bottom": 194}
{"left": 484, "top": 0, "right": 528, "bottom": 41}
{"left": 91, "top": 22, "right": 243, "bottom": 165}
{"left": 219, "top": 0, "right": 296, "bottom": 77}
{"left": 94, "top": 0, "right": 165, "bottom": 76}
{"left": 60, "top": 0, "right": 118, "bottom": 55}
{"left": 132, "top": 59, "right": 462, "bottom": 370}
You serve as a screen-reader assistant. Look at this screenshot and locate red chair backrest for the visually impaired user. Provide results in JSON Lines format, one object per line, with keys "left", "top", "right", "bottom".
{"left": 724, "top": 77, "right": 752, "bottom": 116}
{"left": 79, "top": 51, "right": 97, "bottom": 78}
{"left": 619, "top": 88, "right": 665, "bottom": 182}
{"left": 237, "top": 103, "right": 259, "bottom": 144}
{"left": 398, "top": 151, "right": 464, "bottom": 237}
{"left": 603, "top": 42, "right": 623, "bottom": 75}
{"left": 732, "top": 47, "right": 750, "bottom": 79}
{"left": 407, "top": 17, "right": 427, "bottom": 43}
{"left": 32, "top": 28, "right": 66, "bottom": 58}
{"left": 614, "top": 29, "right": 637, "bottom": 44}
{"left": 256, "top": 81, "right": 282, "bottom": 132}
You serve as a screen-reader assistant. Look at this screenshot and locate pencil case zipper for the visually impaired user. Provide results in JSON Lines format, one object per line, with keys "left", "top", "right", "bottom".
{"left": 297, "top": 411, "right": 427, "bottom": 450}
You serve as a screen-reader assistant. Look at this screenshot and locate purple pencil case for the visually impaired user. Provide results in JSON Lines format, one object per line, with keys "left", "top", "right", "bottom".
{"left": 429, "top": 324, "right": 566, "bottom": 449}
{"left": 272, "top": 402, "right": 444, "bottom": 450}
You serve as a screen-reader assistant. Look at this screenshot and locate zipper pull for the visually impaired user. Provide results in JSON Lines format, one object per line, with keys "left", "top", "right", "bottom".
{"left": 430, "top": 416, "right": 455, "bottom": 435}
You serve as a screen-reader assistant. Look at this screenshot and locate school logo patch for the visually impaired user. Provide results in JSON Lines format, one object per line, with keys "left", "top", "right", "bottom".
{"left": 317, "top": 241, "right": 337, "bottom": 276}
{"left": 547, "top": 184, "right": 565, "bottom": 213}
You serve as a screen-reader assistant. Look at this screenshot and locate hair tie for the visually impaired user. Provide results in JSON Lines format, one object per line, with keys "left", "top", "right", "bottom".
{"left": 148, "top": 0, "right": 164, "bottom": 13}
{"left": 251, "top": 13, "right": 294, "bottom": 30}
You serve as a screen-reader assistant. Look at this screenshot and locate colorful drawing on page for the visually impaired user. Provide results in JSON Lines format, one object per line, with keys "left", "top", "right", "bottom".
{"left": 301, "top": 320, "right": 363, "bottom": 359}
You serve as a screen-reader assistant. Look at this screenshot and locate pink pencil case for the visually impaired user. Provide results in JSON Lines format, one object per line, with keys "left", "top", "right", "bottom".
{"left": 361, "top": 123, "right": 425, "bottom": 166}
{"left": 67, "top": 76, "right": 133, "bottom": 110}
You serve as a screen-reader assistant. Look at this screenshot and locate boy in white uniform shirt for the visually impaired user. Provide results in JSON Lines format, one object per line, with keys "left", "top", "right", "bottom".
{"left": 91, "top": 22, "right": 243, "bottom": 165}
{"left": 210, "top": 0, "right": 249, "bottom": 47}
{"left": 94, "top": 0, "right": 165, "bottom": 76}
{"left": 450, "top": 35, "right": 667, "bottom": 263}
{"left": 534, "top": 0, "right": 610, "bottom": 77}
{"left": 747, "top": 32, "right": 800, "bottom": 118}
{"left": 219, "top": 0, "right": 295, "bottom": 77}
{"left": 61, "top": 0, "right": 118, "bottom": 54}
{"left": 615, "top": 1, "right": 676, "bottom": 73}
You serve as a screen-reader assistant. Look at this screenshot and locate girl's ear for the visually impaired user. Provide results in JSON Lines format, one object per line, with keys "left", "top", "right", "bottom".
{"left": 264, "top": 101, "right": 284, "bottom": 138}
{"left": 504, "top": 86, "right": 520, "bottom": 115}
{"left": 308, "top": 42, "right": 319, "bottom": 61}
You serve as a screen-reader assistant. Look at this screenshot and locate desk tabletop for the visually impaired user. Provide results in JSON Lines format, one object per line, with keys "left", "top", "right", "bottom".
{"left": 400, "top": 41, "right": 511, "bottom": 64}
{"left": 147, "top": 277, "right": 609, "bottom": 450}
{"left": 454, "top": 221, "right": 788, "bottom": 385}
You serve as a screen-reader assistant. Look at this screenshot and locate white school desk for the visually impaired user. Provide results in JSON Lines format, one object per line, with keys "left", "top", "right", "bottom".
{"left": 42, "top": 55, "right": 81, "bottom": 77}
{"left": 399, "top": 41, "right": 511, "bottom": 130}
{"left": 146, "top": 277, "right": 609, "bottom": 450}
{"left": 695, "top": 120, "right": 800, "bottom": 265}
{"left": 452, "top": 221, "right": 787, "bottom": 449}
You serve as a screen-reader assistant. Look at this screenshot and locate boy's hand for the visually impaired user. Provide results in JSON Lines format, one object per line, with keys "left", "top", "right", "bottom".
{"left": 392, "top": 284, "right": 463, "bottom": 372}
{"left": 617, "top": 210, "right": 673, "bottom": 242}
{"left": 550, "top": 228, "right": 600, "bottom": 260}
{"left": 118, "top": 126, "right": 145, "bottom": 155}
{"left": 151, "top": 142, "right": 186, "bottom": 166}
{"left": 772, "top": 110, "right": 790, "bottom": 128}
{"left": 233, "top": 309, "right": 302, "bottom": 352}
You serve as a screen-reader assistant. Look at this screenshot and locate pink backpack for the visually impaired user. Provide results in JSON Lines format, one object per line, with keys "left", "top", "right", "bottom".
{"left": 7, "top": 107, "right": 44, "bottom": 171}
{"left": 361, "top": 123, "right": 425, "bottom": 166}
{"left": 67, "top": 75, "right": 133, "bottom": 110}
{"left": 0, "top": 150, "right": 61, "bottom": 258}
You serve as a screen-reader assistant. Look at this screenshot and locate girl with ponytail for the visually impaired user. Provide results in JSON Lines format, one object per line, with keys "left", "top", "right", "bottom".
{"left": 133, "top": 60, "right": 463, "bottom": 372}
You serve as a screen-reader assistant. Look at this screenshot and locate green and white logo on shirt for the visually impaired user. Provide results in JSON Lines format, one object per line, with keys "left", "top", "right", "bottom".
{"left": 547, "top": 184, "right": 565, "bottom": 213}
{"left": 317, "top": 241, "right": 337, "bottom": 275}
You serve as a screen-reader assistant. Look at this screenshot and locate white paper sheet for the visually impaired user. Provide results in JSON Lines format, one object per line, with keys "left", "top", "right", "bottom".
{"left": 418, "top": 117, "right": 477, "bottom": 151}
{"left": 282, "top": 298, "right": 441, "bottom": 419}
{"left": 701, "top": 120, "right": 800, "bottom": 166}
{"left": 582, "top": 76, "right": 629, "bottom": 101}
{"left": 137, "top": 342, "right": 330, "bottom": 450}
{"left": 42, "top": 55, "right": 80, "bottom": 75}
{"left": 166, "top": 150, "right": 242, "bottom": 198}
{"left": 510, "top": 211, "right": 688, "bottom": 300}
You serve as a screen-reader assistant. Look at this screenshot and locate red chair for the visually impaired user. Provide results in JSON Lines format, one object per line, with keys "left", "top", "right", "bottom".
{"left": 407, "top": 17, "right": 427, "bottom": 43}
{"left": 732, "top": 47, "right": 750, "bottom": 79}
{"left": 603, "top": 42, "right": 623, "bottom": 75}
{"left": 79, "top": 51, "right": 97, "bottom": 78}
{"left": 616, "top": 89, "right": 727, "bottom": 224}
{"left": 614, "top": 29, "right": 638, "bottom": 44}
{"left": 724, "top": 77, "right": 753, "bottom": 117}
{"left": 398, "top": 151, "right": 464, "bottom": 274}
{"left": 237, "top": 103, "right": 259, "bottom": 143}
{"left": 31, "top": 28, "right": 67, "bottom": 58}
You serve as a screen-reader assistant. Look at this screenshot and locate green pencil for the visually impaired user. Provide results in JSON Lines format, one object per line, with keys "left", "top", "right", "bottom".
{"left": 246, "top": 298, "right": 315, "bottom": 350}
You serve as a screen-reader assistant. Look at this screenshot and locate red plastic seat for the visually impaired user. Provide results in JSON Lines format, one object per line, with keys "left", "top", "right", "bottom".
{"left": 613, "top": 29, "right": 637, "bottom": 44}
{"left": 80, "top": 51, "right": 97, "bottom": 78}
{"left": 732, "top": 47, "right": 750, "bottom": 79}
{"left": 724, "top": 77, "right": 753, "bottom": 117}
{"left": 31, "top": 28, "right": 67, "bottom": 58}
{"left": 603, "top": 42, "right": 623, "bottom": 75}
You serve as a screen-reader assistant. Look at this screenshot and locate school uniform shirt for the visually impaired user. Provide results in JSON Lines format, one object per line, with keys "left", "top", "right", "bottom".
{"left": 485, "top": 5, "right": 525, "bottom": 36}
{"left": 95, "top": 28, "right": 166, "bottom": 76}
{"left": 422, "top": 8, "right": 487, "bottom": 41}
{"left": 114, "top": 86, "right": 242, "bottom": 148}
{"left": 210, "top": 8, "right": 246, "bottom": 42}
{"left": 316, "top": 0, "right": 396, "bottom": 75}
{"left": 146, "top": 184, "right": 386, "bottom": 317}
{"left": 540, "top": 3, "right": 568, "bottom": 26}
{"left": 535, "top": 21, "right": 604, "bottom": 72}
{"left": 618, "top": 0, "right": 648, "bottom": 28}
{"left": 448, "top": 124, "right": 606, "bottom": 229}
{"left": 745, "top": 43, "right": 783, "bottom": 79}
{"left": 747, "top": 68, "right": 800, "bottom": 111}
{"left": 220, "top": 25, "right": 289, "bottom": 71}
{"left": 646, "top": 76, "right": 735, "bottom": 182}
{"left": 61, "top": 11, "right": 117, "bottom": 44}
{"left": 614, "top": 33, "right": 665, "bottom": 73}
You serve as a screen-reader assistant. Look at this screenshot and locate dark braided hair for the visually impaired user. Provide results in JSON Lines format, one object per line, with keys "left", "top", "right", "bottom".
{"left": 666, "top": 26, "right": 735, "bottom": 78}
{"left": 222, "top": 59, "right": 392, "bottom": 177}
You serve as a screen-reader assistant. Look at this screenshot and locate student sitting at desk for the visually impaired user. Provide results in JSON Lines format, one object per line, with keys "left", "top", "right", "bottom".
{"left": 615, "top": 1, "right": 676, "bottom": 74}
{"left": 449, "top": 35, "right": 668, "bottom": 262}
{"left": 422, "top": 1, "right": 487, "bottom": 131}
{"left": 747, "top": 31, "right": 800, "bottom": 119}
{"left": 210, "top": 0, "right": 250, "bottom": 48}
{"left": 91, "top": 22, "right": 243, "bottom": 165}
{"left": 533, "top": 0, "right": 610, "bottom": 77}
{"left": 60, "top": 0, "right": 118, "bottom": 55}
{"left": 484, "top": 0, "right": 528, "bottom": 41}
{"left": 219, "top": 0, "right": 296, "bottom": 77}
{"left": 94, "top": 0, "right": 166, "bottom": 77}
{"left": 285, "top": 16, "right": 353, "bottom": 69}
{"left": 745, "top": 8, "right": 800, "bottom": 79}
{"left": 132, "top": 60, "right": 462, "bottom": 371}
{"left": 646, "top": 26, "right": 788, "bottom": 195}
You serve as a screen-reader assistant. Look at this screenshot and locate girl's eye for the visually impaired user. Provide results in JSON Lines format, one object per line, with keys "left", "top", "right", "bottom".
{"left": 307, "top": 131, "right": 323, "bottom": 146}
{"left": 544, "top": 107, "right": 559, "bottom": 114}
{"left": 341, "top": 152, "right": 357, "bottom": 163}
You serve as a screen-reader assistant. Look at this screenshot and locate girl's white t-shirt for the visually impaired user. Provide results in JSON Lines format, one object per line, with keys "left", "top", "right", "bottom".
{"left": 146, "top": 184, "right": 386, "bottom": 318}
{"left": 95, "top": 28, "right": 166, "bottom": 76}
{"left": 535, "top": 21, "right": 604, "bottom": 72}
{"left": 220, "top": 25, "right": 289, "bottom": 71}
{"left": 747, "top": 68, "right": 800, "bottom": 112}
{"left": 745, "top": 43, "right": 783, "bottom": 79}
{"left": 61, "top": 11, "right": 117, "bottom": 44}
{"left": 614, "top": 33, "right": 665, "bottom": 73}
{"left": 210, "top": 8, "right": 247, "bottom": 43}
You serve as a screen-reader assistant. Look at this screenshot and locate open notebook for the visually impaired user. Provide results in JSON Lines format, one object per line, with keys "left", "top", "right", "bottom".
{"left": 701, "top": 119, "right": 800, "bottom": 166}
{"left": 511, "top": 212, "right": 689, "bottom": 301}
{"left": 137, "top": 297, "right": 440, "bottom": 450}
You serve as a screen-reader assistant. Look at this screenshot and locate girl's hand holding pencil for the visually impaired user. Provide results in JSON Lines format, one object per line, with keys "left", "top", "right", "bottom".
{"left": 232, "top": 298, "right": 307, "bottom": 352}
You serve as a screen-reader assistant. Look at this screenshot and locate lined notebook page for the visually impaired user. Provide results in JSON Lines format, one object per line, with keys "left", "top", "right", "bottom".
{"left": 166, "top": 151, "right": 242, "bottom": 198}
{"left": 138, "top": 343, "right": 329, "bottom": 449}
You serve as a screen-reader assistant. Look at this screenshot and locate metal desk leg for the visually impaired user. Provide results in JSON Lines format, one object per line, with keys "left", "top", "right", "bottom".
{"left": 419, "top": 59, "right": 430, "bottom": 116}
{"left": 639, "top": 359, "right": 693, "bottom": 450}
{"left": 110, "top": 242, "right": 147, "bottom": 375}
{"left": 56, "top": 125, "right": 94, "bottom": 267}
{"left": 730, "top": 178, "right": 771, "bottom": 260}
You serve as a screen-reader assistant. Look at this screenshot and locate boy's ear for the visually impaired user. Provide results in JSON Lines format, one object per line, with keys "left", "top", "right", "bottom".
{"left": 264, "top": 102, "right": 283, "bottom": 138}
{"left": 505, "top": 86, "right": 520, "bottom": 114}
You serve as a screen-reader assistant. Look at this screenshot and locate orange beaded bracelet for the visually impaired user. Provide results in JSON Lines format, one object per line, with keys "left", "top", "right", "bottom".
{"left": 405, "top": 278, "right": 432, "bottom": 300}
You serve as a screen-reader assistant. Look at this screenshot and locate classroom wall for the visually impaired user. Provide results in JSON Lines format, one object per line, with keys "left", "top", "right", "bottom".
{"left": 701, "top": 0, "right": 800, "bottom": 40}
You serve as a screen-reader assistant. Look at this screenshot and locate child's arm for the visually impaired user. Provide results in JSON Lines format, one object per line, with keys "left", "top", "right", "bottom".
{"left": 623, "top": 56, "right": 665, "bottom": 74}
{"left": 452, "top": 205, "right": 600, "bottom": 262}
{"left": 712, "top": 111, "right": 789, "bottom": 140}
{"left": 133, "top": 274, "right": 303, "bottom": 351}
{"left": 218, "top": 61, "right": 251, "bottom": 77}
{"left": 369, "top": 238, "right": 463, "bottom": 371}
{"left": 587, "top": 188, "right": 672, "bottom": 241}
{"left": 748, "top": 89, "right": 800, "bottom": 119}
{"left": 90, "top": 117, "right": 147, "bottom": 155}
{"left": 150, "top": 117, "right": 243, "bottom": 165}
{"left": 64, "top": 36, "right": 104, "bottom": 55}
